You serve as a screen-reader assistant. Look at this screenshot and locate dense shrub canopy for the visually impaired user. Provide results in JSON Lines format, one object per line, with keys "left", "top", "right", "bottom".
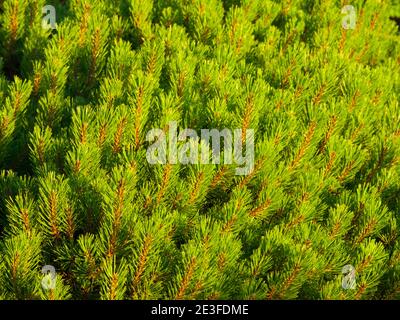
{"left": 0, "top": 0, "right": 399, "bottom": 300}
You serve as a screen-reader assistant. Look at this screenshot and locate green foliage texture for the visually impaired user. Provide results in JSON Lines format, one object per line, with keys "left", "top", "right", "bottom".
{"left": 0, "top": 0, "right": 399, "bottom": 300}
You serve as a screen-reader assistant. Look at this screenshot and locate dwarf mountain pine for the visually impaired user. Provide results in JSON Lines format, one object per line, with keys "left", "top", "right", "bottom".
{"left": 0, "top": 0, "right": 399, "bottom": 300}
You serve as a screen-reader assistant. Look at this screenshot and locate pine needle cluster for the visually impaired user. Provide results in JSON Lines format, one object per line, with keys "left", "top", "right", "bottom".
{"left": 0, "top": 0, "right": 399, "bottom": 300}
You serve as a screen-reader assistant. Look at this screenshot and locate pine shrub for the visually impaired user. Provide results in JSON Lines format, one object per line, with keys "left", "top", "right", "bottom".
{"left": 0, "top": 0, "right": 399, "bottom": 300}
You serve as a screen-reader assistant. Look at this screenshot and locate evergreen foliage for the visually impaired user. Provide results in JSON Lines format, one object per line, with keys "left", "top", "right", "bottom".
{"left": 0, "top": 0, "right": 399, "bottom": 300}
